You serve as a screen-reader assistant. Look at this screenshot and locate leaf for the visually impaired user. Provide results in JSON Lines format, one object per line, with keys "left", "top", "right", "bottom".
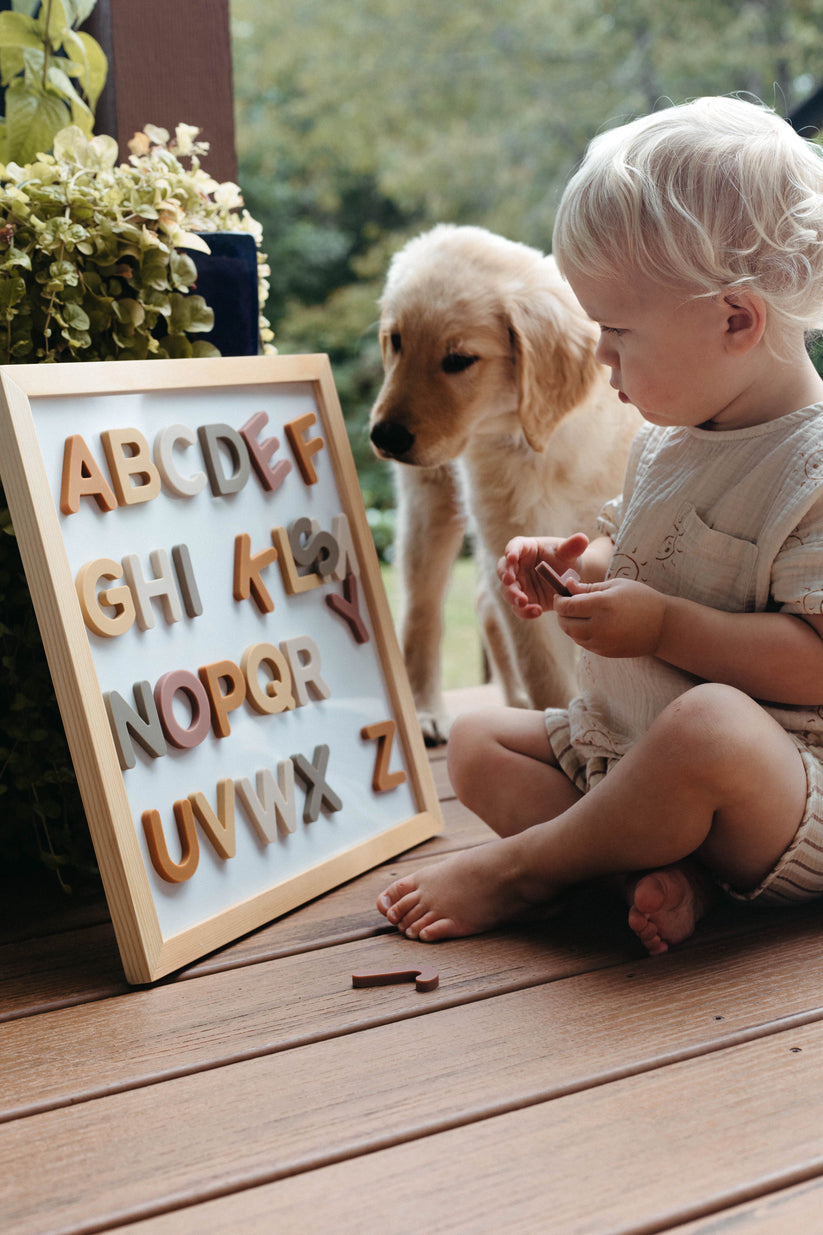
{"left": 0, "top": 10, "right": 41, "bottom": 51}
{"left": 40, "top": 0, "right": 68, "bottom": 50}
{"left": 173, "top": 229, "right": 212, "bottom": 254}
{"left": 63, "top": 30, "right": 107, "bottom": 111}
{"left": 60, "top": 302, "right": 89, "bottom": 329}
{"left": 4, "top": 79, "right": 70, "bottom": 164}
{"left": 168, "top": 291, "right": 214, "bottom": 334}
{"left": 169, "top": 249, "right": 197, "bottom": 290}
{"left": 63, "top": 0, "right": 99, "bottom": 25}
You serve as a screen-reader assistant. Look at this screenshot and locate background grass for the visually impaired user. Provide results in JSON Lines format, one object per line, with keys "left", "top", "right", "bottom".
{"left": 380, "top": 556, "right": 483, "bottom": 690}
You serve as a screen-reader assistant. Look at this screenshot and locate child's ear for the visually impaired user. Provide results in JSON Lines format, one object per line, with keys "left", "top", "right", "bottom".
{"left": 722, "top": 292, "right": 767, "bottom": 353}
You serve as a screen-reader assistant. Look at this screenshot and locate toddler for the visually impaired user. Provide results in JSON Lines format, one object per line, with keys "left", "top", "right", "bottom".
{"left": 378, "top": 95, "right": 823, "bottom": 954}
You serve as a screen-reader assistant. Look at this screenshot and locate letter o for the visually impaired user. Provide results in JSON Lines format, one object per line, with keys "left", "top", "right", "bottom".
{"left": 154, "top": 670, "right": 212, "bottom": 749}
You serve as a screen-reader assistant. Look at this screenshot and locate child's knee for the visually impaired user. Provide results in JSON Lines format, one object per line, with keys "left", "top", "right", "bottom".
{"left": 447, "top": 709, "right": 499, "bottom": 805}
{"left": 657, "top": 682, "right": 770, "bottom": 772}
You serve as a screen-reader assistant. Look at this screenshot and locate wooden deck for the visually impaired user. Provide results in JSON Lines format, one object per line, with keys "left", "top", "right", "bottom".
{"left": 5, "top": 684, "right": 823, "bottom": 1234}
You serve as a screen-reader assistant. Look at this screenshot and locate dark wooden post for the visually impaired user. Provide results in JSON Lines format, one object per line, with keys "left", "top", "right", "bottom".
{"left": 84, "top": 0, "right": 238, "bottom": 182}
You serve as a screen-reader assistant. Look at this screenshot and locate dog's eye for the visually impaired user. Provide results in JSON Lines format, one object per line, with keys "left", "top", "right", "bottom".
{"left": 442, "top": 353, "right": 479, "bottom": 375}
{"left": 390, "top": 332, "right": 402, "bottom": 354}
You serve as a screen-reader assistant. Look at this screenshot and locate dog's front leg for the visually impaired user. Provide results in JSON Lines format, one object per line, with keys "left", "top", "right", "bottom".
{"left": 393, "top": 461, "right": 466, "bottom": 745}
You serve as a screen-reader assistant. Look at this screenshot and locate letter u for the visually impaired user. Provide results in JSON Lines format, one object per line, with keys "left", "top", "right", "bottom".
{"left": 142, "top": 800, "right": 200, "bottom": 882}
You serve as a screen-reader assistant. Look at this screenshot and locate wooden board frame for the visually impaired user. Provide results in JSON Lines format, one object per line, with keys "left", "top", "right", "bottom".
{"left": 0, "top": 355, "right": 441, "bottom": 983}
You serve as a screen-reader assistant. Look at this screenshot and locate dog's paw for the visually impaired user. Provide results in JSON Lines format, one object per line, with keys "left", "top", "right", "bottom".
{"left": 417, "top": 711, "right": 452, "bottom": 747}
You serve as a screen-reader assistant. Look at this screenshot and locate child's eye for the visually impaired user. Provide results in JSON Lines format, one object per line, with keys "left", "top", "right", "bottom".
{"left": 600, "top": 326, "right": 627, "bottom": 337}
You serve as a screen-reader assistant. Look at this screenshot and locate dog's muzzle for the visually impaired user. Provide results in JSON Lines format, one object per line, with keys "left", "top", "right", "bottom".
{"left": 370, "top": 420, "right": 416, "bottom": 460}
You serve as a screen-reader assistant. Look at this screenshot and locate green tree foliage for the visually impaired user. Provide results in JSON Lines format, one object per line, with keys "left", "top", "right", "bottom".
{"left": 231, "top": 0, "right": 823, "bottom": 508}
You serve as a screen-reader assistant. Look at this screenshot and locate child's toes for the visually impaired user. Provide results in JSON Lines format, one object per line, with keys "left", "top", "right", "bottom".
{"left": 377, "top": 878, "right": 419, "bottom": 924}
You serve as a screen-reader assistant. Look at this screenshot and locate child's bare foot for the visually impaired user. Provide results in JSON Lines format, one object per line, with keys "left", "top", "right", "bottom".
{"left": 377, "top": 842, "right": 551, "bottom": 942}
{"left": 627, "top": 862, "right": 715, "bottom": 955}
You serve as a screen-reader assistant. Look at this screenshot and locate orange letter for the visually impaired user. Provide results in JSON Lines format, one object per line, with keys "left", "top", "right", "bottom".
{"left": 361, "top": 719, "right": 407, "bottom": 792}
{"left": 198, "top": 659, "right": 247, "bottom": 739}
{"left": 233, "top": 532, "right": 278, "bottom": 613}
{"left": 284, "top": 411, "right": 324, "bottom": 485}
{"left": 60, "top": 434, "right": 117, "bottom": 515}
{"left": 142, "top": 801, "right": 199, "bottom": 883}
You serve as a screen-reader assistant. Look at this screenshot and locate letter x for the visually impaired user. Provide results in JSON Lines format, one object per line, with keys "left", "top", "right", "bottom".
{"left": 292, "top": 744, "right": 343, "bottom": 822}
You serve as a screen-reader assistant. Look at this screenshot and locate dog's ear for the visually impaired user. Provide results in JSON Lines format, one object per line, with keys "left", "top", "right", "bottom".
{"left": 508, "top": 291, "right": 600, "bottom": 452}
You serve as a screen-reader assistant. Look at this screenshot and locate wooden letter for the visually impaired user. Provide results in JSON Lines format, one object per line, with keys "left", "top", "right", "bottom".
{"left": 233, "top": 532, "right": 278, "bottom": 613}
{"left": 153, "top": 423, "right": 207, "bottom": 497}
{"left": 171, "top": 543, "right": 203, "bottom": 618}
{"left": 326, "top": 573, "right": 369, "bottom": 644}
{"left": 189, "top": 779, "right": 236, "bottom": 860}
{"left": 239, "top": 411, "right": 293, "bottom": 493}
{"left": 197, "top": 423, "right": 251, "bottom": 497}
{"left": 104, "top": 681, "right": 168, "bottom": 770}
{"left": 100, "top": 427, "right": 161, "bottom": 507}
{"left": 198, "top": 659, "right": 247, "bottom": 739}
{"left": 236, "top": 762, "right": 297, "bottom": 842}
{"left": 142, "top": 800, "right": 199, "bottom": 883}
{"left": 361, "top": 719, "right": 407, "bottom": 793}
{"left": 154, "top": 670, "right": 212, "bottom": 750}
{"left": 289, "top": 516, "right": 339, "bottom": 577}
{"left": 284, "top": 411, "right": 324, "bottom": 485}
{"left": 292, "top": 744, "right": 342, "bottom": 822}
{"left": 76, "top": 558, "right": 135, "bottom": 638}
{"left": 60, "top": 434, "right": 118, "bottom": 515}
{"left": 330, "top": 513, "right": 359, "bottom": 581}
{"left": 241, "top": 642, "right": 296, "bottom": 715}
{"left": 270, "top": 525, "right": 321, "bottom": 595}
{"left": 280, "top": 635, "right": 331, "bottom": 706}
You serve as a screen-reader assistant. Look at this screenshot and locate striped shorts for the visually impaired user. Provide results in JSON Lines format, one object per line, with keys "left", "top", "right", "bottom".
{"left": 543, "top": 709, "right": 823, "bottom": 907}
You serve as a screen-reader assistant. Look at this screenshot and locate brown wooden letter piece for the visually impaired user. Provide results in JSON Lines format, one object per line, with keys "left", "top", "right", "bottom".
{"left": 361, "top": 719, "right": 407, "bottom": 793}
{"left": 352, "top": 966, "right": 439, "bottom": 993}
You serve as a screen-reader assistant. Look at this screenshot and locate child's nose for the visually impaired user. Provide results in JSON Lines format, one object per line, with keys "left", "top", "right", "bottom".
{"left": 595, "top": 333, "right": 615, "bottom": 365}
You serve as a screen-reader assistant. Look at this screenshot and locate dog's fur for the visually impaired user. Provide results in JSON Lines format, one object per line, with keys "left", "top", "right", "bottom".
{"left": 369, "top": 224, "right": 641, "bottom": 743}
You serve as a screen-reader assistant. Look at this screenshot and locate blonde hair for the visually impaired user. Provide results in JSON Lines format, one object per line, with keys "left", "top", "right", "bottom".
{"left": 552, "top": 96, "right": 823, "bottom": 341}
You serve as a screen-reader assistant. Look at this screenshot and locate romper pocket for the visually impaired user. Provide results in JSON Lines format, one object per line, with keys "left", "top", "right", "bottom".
{"left": 655, "top": 501, "right": 758, "bottom": 611}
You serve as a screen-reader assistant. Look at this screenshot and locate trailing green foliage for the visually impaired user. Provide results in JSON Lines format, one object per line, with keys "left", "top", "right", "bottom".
{"left": 0, "top": 0, "right": 107, "bottom": 165}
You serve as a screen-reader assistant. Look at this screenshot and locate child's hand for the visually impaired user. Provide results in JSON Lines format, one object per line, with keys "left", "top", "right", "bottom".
{"left": 498, "top": 533, "right": 589, "bottom": 620}
{"left": 553, "top": 577, "right": 667, "bottom": 657}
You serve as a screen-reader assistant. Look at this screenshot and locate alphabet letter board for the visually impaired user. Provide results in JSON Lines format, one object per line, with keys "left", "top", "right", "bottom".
{"left": 0, "top": 355, "right": 442, "bottom": 982}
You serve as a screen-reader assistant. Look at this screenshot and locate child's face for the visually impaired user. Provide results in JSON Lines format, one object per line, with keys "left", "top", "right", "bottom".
{"left": 566, "top": 268, "right": 754, "bottom": 430}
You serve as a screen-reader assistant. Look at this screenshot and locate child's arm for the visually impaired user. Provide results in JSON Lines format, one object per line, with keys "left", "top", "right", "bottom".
{"left": 555, "top": 578, "right": 823, "bottom": 705}
{"left": 657, "top": 599, "right": 823, "bottom": 705}
{"left": 498, "top": 533, "right": 613, "bottom": 620}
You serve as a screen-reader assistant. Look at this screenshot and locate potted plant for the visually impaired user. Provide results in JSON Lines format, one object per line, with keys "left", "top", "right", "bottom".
{"left": 0, "top": 121, "right": 272, "bottom": 362}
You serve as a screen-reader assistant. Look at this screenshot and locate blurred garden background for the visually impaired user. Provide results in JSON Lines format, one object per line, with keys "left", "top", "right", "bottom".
{"left": 230, "top": 0, "right": 823, "bottom": 511}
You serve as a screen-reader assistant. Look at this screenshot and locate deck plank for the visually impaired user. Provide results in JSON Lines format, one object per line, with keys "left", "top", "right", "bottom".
{"left": 103, "top": 1020, "right": 823, "bottom": 1235}
{"left": 9, "top": 1007, "right": 823, "bottom": 1235}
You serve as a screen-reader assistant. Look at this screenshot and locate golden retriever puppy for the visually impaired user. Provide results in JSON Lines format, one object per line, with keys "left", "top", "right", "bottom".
{"left": 370, "top": 224, "right": 640, "bottom": 743}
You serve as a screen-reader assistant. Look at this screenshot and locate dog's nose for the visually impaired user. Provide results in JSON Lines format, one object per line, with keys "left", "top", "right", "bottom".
{"left": 370, "top": 421, "right": 415, "bottom": 459}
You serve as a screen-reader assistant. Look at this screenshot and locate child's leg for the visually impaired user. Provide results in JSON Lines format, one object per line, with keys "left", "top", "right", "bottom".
{"left": 378, "top": 683, "right": 808, "bottom": 948}
{"left": 445, "top": 706, "right": 582, "bottom": 837}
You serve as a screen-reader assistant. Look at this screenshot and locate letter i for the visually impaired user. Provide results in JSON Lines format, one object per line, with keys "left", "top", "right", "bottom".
{"left": 172, "top": 544, "right": 203, "bottom": 618}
